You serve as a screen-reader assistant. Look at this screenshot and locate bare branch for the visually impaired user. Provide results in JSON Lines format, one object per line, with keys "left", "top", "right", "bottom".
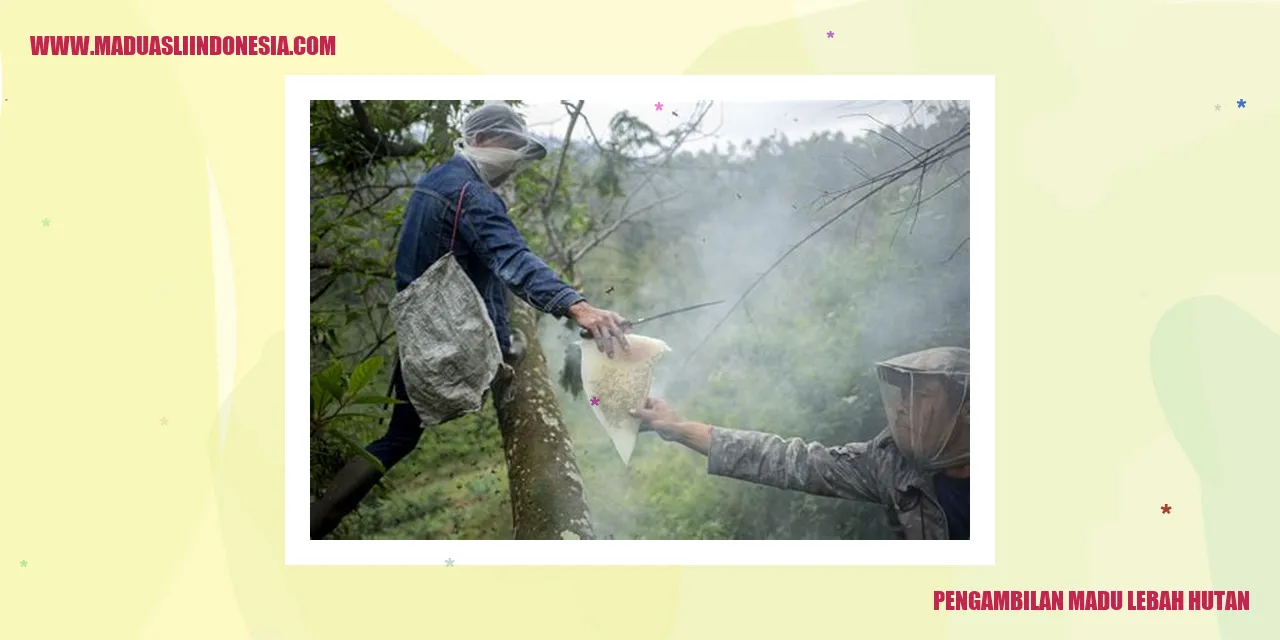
{"left": 842, "top": 154, "right": 873, "bottom": 181}
{"left": 554, "top": 102, "right": 709, "bottom": 278}
{"left": 839, "top": 111, "right": 928, "bottom": 152}
{"left": 680, "top": 128, "right": 971, "bottom": 368}
{"left": 538, "top": 100, "right": 584, "bottom": 262}
{"left": 889, "top": 164, "right": 930, "bottom": 248}
{"left": 569, "top": 191, "right": 685, "bottom": 263}
{"left": 562, "top": 101, "right": 608, "bottom": 153}
{"left": 944, "top": 236, "right": 970, "bottom": 264}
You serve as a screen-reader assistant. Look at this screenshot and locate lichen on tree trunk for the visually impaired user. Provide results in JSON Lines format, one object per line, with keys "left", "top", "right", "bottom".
{"left": 491, "top": 298, "right": 595, "bottom": 540}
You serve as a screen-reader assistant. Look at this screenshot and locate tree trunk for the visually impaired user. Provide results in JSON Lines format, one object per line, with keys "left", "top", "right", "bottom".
{"left": 491, "top": 298, "right": 595, "bottom": 540}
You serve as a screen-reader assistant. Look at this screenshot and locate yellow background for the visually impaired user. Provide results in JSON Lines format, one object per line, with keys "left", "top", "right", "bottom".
{"left": 1, "top": 0, "right": 1275, "bottom": 638}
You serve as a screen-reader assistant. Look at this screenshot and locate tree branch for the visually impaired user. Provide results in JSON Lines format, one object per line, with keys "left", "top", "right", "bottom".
{"left": 558, "top": 103, "right": 710, "bottom": 269}
{"left": 569, "top": 191, "right": 685, "bottom": 264}
{"left": 311, "top": 182, "right": 410, "bottom": 246}
{"left": 311, "top": 277, "right": 339, "bottom": 303}
{"left": 310, "top": 259, "right": 393, "bottom": 280}
{"left": 350, "top": 100, "right": 425, "bottom": 160}
{"left": 562, "top": 101, "right": 608, "bottom": 154}
{"left": 838, "top": 110, "right": 928, "bottom": 152}
{"left": 538, "top": 100, "right": 583, "bottom": 263}
{"left": 311, "top": 183, "right": 411, "bottom": 202}
{"left": 944, "top": 236, "right": 970, "bottom": 263}
{"left": 680, "top": 127, "right": 971, "bottom": 368}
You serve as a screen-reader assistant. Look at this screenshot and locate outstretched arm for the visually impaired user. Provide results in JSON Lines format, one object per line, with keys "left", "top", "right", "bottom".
{"left": 705, "top": 429, "right": 881, "bottom": 501}
{"left": 633, "top": 399, "right": 883, "bottom": 503}
{"left": 458, "top": 194, "right": 630, "bottom": 356}
{"left": 457, "top": 195, "right": 582, "bottom": 316}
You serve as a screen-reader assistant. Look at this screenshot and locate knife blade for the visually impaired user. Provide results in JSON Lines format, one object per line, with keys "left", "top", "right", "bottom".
{"left": 577, "top": 300, "right": 724, "bottom": 339}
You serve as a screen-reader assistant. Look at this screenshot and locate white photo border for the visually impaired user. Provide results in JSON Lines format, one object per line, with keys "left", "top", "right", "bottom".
{"left": 285, "top": 75, "right": 995, "bottom": 566}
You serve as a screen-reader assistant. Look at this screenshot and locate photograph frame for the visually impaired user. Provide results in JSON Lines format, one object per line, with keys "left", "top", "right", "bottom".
{"left": 286, "top": 75, "right": 995, "bottom": 566}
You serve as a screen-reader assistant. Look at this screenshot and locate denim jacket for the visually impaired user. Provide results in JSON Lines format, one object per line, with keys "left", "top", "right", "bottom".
{"left": 706, "top": 427, "right": 953, "bottom": 540}
{"left": 394, "top": 155, "right": 585, "bottom": 352}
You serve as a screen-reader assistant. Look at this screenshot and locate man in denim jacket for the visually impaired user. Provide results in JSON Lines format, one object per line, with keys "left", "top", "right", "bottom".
{"left": 311, "top": 103, "right": 628, "bottom": 539}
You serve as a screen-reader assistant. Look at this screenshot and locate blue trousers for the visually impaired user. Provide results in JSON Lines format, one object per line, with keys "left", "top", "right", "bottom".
{"left": 364, "top": 363, "right": 426, "bottom": 469}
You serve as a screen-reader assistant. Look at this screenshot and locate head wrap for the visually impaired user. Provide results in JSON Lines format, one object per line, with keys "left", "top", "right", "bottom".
{"left": 455, "top": 101, "right": 547, "bottom": 187}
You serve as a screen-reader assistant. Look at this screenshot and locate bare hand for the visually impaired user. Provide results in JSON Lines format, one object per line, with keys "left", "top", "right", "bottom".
{"left": 630, "top": 397, "right": 682, "bottom": 440}
{"left": 569, "top": 301, "right": 630, "bottom": 358}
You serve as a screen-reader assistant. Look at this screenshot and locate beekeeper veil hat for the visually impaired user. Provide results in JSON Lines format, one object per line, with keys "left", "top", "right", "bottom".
{"left": 875, "top": 347, "right": 970, "bottom": 470}
{"left": 456, "top": 101, "right": 548, "bottom": 187}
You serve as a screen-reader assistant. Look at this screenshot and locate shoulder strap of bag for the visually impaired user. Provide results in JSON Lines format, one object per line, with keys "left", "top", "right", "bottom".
{"left": 449, "top": 182, "right": 471, "bottom": 253}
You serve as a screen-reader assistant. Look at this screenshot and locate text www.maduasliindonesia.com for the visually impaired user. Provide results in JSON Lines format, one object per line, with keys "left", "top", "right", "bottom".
{"left": 30, "top": 35, "right": 335, "bottom": 56}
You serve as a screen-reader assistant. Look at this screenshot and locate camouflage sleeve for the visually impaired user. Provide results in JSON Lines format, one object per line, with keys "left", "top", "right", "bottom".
{"left": 705, "top": 427, "right": 884, "bottom": 503}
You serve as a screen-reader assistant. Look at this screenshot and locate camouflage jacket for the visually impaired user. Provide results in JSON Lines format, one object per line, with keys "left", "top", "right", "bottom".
{"left": 707, "top": 427, "right": 952, "bottom": 540}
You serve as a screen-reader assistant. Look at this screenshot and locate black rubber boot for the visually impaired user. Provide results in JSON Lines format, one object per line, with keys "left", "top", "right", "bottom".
{"left": 310, "top": 456, "right": 384, "bottom": 539}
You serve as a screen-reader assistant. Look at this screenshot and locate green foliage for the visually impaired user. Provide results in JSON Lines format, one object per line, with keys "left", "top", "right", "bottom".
{"left": 309, "top": 100, "right": 970, "bottom": 540}
{"left": 608, "top": 112, "right": 660, "bottom": 156}
{"left": 310, "top": 355, "right": 402, "bottom": 474}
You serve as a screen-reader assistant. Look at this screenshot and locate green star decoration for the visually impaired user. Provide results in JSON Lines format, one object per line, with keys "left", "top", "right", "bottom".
{"left": 20, "top": 560, "right": 27, "bottom": 567}
{"left": 41, "top": 218, "right": 51, "bottom": 228}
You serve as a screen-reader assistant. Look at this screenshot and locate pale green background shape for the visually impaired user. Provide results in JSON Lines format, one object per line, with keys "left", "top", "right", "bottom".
{"left": 1152, "top": 296, "right": 1274, "bottom": 639}
{"left": 1, "top": 0, "right": 1277, "bottom": 638}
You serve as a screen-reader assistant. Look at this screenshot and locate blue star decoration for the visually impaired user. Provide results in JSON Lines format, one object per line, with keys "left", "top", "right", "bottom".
{"left": 1237, "top": 99, "right": 1246, "bottom": 108}
{"left": 445, "top": 558, "right": 454, "bottom": 566}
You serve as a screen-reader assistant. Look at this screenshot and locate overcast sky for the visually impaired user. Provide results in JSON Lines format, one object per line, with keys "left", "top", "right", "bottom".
{"left": 517, "top": 100, "right": 919, "bottom": 154}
